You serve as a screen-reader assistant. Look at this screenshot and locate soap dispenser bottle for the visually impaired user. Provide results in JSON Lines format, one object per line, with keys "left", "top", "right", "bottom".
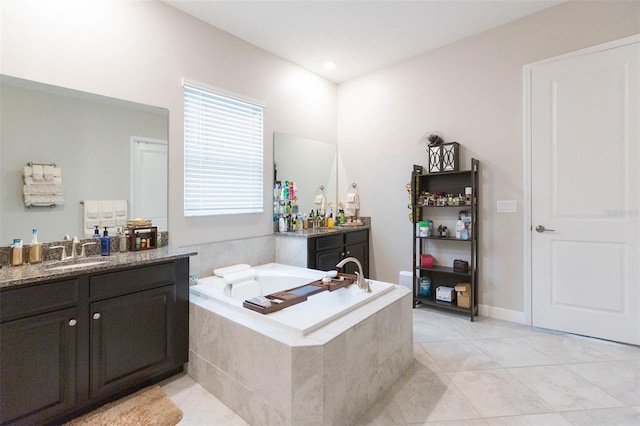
{"left": 100, "top": 227, "right": 111, "bottom": 256}
{"left": 93, "top": 225, "right": 101, "bottom": 238}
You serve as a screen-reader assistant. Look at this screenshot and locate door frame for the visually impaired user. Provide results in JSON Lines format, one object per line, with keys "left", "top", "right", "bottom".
{"left": 129, "top": 136, "right": 168, "bottom": 222}
{"left": 522, "top": 34, "right": 640, "bottom": 327}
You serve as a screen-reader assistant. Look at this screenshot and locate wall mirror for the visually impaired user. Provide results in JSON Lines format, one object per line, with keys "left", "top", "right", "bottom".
{"left": 0, "top": 75, "right": 169, "bottom": 243}
{"left": 273, "top": 132, "right": 337, "bottom": 220}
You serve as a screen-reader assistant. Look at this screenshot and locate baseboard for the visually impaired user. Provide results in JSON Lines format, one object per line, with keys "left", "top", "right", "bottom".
{"left": 478, "top": 304, "right": 528, "bottom": 325}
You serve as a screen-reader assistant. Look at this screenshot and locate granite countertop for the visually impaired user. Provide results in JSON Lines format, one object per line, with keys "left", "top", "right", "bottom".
{"left": 276, "top": 218, "right": 370, "bottom": 239}
{"left": 0, "top": 247, "right": 197, "bottom": 289}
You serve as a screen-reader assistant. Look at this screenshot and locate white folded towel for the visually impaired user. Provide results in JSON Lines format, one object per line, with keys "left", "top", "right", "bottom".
{"left": 52, "top": 167, "right": 62, "bottom": 178}
{"left": 84, "top": 200, "right": 100, "bottom": 219}
{"left": 23, "top": 166, "right": 33, "bottom": 177}
{"left": 230, "top": 280, "right": 261, "bottom": 301}
{"left": 214, "top": 263, "right": 252, "bottom": 278}
{"left": 24, "top": 177, "right": 60, "bottom": 185}
{"left": 345, "top": 193, "right": 360, "bottom": 217}
{"left": 114, "top": 200, "right": 127, "bottom": 217}
{"left": 223, "top": 269, "right": 257, "bottom": 285}
{"left": 23, "top": 184, "right": 64, "bottom": 195}
{"left": 100, "top": 201, "right": 114, "bottom": 218}
{"left": 43, "top": 165, "right": 54, "bottom": 181}
{"left": 31, "top": 165, "right": 43, "bottom": 181}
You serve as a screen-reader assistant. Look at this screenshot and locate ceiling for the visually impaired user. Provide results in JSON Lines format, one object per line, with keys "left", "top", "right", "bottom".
{"left": 163, "top": 0, "right": 563, "bottom": 83}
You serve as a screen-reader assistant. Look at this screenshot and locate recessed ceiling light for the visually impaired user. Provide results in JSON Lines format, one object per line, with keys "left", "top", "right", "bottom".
{"left": 323, "top": 61, "right": 336, "bottom": 70}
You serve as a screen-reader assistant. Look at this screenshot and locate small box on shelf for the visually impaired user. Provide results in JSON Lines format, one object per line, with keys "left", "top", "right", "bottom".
{"left": 455, "top": 283, "right": 471, "bottom": 308}
{"left": 127, "top": 226, "right": 157, "bottom": 251}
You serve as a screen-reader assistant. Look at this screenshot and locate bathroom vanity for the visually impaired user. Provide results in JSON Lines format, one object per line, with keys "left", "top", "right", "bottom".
{"left": 275, "top": 220, "right": 370, "bottom": 275}
{"left": 0, "top": 248, "right": 194, "bottom": 425}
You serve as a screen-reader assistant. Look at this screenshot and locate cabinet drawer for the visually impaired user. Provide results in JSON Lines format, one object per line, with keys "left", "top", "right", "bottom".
{"left": 0, "top": 279, "right": 78, "bottom": 322}
{"left": 90, "top": 262, "right": 175, "bottom": 300}
{"left": 345, "top": 230, "right": 368, "bottom": 245}
{"left": 315, "top": 234, "right": 343, "bottom": 251}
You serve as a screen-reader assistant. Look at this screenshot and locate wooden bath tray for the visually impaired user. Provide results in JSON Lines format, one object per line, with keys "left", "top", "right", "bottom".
{"left": 243, "top": 273, "right": 356, "bottom": 314}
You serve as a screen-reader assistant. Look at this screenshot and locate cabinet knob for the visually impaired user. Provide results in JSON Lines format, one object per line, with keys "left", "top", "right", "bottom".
{"left": 346, "top": 251, "right": 351, "bottom": 255}
{"left": 341, "top": 252, "right": 345, "bottom": 257}
{"left": 68, "top": 319, "right": 77, "bottom": 327}
{"left": 92, "top": 312, "right": 101, "bottom": 320}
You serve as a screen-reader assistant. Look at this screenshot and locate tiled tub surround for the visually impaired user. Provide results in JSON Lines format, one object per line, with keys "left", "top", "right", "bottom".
{"left": 189, "top": 278, "right": 413, "bottom": 425}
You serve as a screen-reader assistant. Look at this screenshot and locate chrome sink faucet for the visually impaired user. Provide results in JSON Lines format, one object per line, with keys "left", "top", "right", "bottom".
{"left": 336, "top": 256, "right": 372, "bottom": 292}
{"left": 49, "top": 245, "right": 69, "bottom": 261}
{"left": 312, "top": 215, "right": 324, "bottom": 230}
{"left": 71, "top": 236, "right": 80, "bottom": 258}
{"left": 80, "top": 242, "right": 97, "bottom": 257}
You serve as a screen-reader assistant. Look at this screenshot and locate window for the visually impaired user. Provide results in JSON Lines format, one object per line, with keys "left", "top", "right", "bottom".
{"left": 183, "top": 82, "right": 264, "bottom": 216}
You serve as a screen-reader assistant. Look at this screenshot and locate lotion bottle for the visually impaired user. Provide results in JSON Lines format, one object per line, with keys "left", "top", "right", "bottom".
{"left": 100, "top": 227, "right": 110, "bottom": 256}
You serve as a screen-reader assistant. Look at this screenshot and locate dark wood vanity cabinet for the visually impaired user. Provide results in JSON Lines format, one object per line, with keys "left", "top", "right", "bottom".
{"left": 0, "top": 258, "right": 189, "bottom": 425}
{"left": 307, "top": 229, "right": 369, "bottom": 276}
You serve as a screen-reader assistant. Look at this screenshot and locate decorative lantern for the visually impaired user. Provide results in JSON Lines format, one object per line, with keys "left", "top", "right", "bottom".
{"left": 428, "top": 142, "right": 459, "bottom": 173}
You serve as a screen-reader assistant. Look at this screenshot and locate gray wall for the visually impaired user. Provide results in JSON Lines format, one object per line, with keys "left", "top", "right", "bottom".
{"left": 1, "top": 82, "right": 167, "bottom": 242}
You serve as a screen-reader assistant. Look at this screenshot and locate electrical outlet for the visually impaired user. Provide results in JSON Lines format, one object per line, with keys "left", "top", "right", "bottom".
{"left": 497, "top": 200, "right": 517, "bottom": 213}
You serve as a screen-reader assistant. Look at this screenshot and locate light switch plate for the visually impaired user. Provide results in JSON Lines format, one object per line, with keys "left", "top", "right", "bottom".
{"left": 497, "top": 200, "right": 517, "bottom": 213}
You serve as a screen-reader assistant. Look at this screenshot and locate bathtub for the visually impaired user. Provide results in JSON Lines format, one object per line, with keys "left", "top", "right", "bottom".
{"left": 191, "top": 262, "right": 395, "bottom": 335}
{"left": 188, "top": 262, "right": 413, "bottom": 424}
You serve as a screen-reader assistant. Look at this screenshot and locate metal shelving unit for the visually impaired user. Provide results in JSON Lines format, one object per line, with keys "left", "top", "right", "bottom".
{"left": 411, "top": 158, "right": 479, "bottom": 321}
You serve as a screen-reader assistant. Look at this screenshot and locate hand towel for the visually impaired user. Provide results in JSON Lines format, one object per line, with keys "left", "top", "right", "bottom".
{"left": 114, "top": 200, "right": 127, "bottom": 217}
{"left": 214, "top": 263, "right": 252, "bottom": 278}
{"left": 23, "top": 165, "right": 33, "bottom": 178}
{"left": 100, "top": 200, "right": 114, "bottom": 218}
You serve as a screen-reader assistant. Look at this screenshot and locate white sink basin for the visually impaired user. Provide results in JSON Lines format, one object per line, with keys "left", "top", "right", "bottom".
{"left": 46, "top": 259, "right": 111, "bottom": 271}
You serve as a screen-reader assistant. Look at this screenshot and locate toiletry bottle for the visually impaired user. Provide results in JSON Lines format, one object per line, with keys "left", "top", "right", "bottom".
{"left": 455, "top": 216, "right": 465, "bottom": 239}
{"left": 29, "top": 228, "right": 43, "bottom": 264}
{"left": 100, "top": 227, "right": 110, "bottom": 256}
{"left": 93, "top": 225, "right": 101, "bottom": 238}
{"left": 118, "top": 228, "right": 128, "bottom": 252}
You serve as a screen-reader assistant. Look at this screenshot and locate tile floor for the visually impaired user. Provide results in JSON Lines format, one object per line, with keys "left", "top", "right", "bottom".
{"left": 161, "top": 307, "right": 640, "bottom": 425}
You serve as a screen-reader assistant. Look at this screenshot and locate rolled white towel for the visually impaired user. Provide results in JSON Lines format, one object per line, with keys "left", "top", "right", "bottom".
{"left": 223, "top": 268, "right": 257, "bottom": 285}
{"left": 31, "top": 165, "right": 44, "bottom": 181}
{"left": 214, "top": 263, "right": 251, "bottom": 278}
{"left": 43, "top": 165, "right": 54, "bottom": 181}
{"left": 230, "top": 280, "right": 261, "bottom": 301}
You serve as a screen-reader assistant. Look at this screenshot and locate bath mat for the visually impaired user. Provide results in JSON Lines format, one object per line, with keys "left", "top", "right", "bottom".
{"left": 66, "top": 385, "right": 183, "bottom": 426}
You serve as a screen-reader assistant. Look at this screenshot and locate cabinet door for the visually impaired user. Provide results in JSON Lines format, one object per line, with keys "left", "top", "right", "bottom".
{"left": 344, "top": 242, "right": 369, "bottom": 276}
{"left": 0, "top": 308, "right": 77, "bottom": 425}
{"left": 90, "top": 285, "right": 175, "bottom": 400}
{"left": 316, "top": 247, "right": 344, "bottom": 272}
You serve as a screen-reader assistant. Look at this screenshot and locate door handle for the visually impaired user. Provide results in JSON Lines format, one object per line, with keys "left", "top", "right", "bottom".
{"left": 535, "top": 225, "right": 555, "bottom": 233}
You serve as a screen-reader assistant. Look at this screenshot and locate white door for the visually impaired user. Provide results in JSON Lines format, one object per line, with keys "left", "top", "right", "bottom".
{"left": 530, "top": 39, "right": 639, "bottom": 345}
{"left": 131, "top": 137, "right": 168, "bottom": 231}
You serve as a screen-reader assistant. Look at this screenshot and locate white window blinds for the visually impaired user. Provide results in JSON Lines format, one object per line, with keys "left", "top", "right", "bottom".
{"left": 183, "top": 82, "right": 264, "bottom": 216}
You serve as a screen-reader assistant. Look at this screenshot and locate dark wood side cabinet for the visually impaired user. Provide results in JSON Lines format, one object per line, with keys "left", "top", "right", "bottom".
{"left": 0, "top": 258, "right": 189, "bottom": 425}
{"left": 307, "top": 229, "right": 369, "bottom": 276}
